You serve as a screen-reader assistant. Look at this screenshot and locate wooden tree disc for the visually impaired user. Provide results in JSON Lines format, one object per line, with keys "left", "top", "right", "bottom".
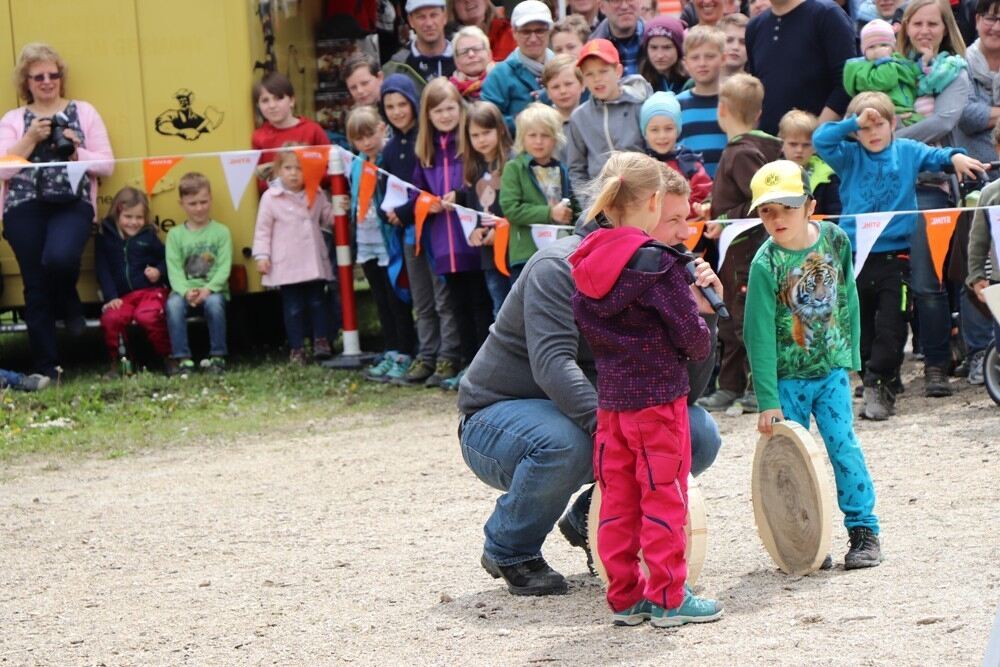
{"left": 587, "top": 475, "right": 707, "bottom": 587}
{"left": 982, "top": 284, "right": 1000, "bottom": 322}
{"left": 751, "top": 421, "right": 834, "bottom": 575}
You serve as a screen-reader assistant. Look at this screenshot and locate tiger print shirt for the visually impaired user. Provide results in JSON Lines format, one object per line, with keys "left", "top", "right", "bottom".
{"left": 744, "top": 221, "right": 862, "bottom": 412}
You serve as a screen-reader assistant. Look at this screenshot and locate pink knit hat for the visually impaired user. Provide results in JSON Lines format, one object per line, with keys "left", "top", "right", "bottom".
{"left": 861, "top": 19, "right": 896, "bottom": 55}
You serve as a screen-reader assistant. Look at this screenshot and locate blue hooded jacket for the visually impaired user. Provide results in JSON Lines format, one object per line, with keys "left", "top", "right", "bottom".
{"left": 379, "top": 74, "right": 420, "bottom": 246}
{"left": 481, "top": 49, "right": 553, "bottom": 133}
{"left": 94, "top": 217, "right": 167, "bottom": 301}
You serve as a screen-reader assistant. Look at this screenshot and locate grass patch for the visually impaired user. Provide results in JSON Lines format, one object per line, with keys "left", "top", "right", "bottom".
{"left": 1, "top": 356, "right": 442, "bottom": 462}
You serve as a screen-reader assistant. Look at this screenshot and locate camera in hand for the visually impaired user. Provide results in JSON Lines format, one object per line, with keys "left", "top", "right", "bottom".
{"left": 46, "top": 112, "right": 76, "bottom": 160}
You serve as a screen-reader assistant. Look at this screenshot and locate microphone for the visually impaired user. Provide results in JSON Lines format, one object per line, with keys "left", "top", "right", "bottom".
{"left": 684, "top": 257, "right": 730, "bottom": 320}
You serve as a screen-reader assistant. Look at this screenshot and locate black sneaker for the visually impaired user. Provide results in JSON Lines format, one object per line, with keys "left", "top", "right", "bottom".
{"left": 558, "top": 514, "right": 596, "bottom": 576}
{"left": 923, "top": 365, "right": 952, "bottom": 397}
{"left": 480, "top": 553, "right": 568, "bottom": 595}
{"left": 844, "top": 527, "right": 882, "bottom": 570}
{"left": 820, "top": 553, "right": 833, "bottom": 570}
{"left": 862, "top": 382, "right": 895, "bottom": 420}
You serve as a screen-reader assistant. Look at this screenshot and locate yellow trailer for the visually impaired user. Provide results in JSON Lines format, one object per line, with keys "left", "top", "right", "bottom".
{"left": 0, "top": 0, "right": 328, "bottom": 314}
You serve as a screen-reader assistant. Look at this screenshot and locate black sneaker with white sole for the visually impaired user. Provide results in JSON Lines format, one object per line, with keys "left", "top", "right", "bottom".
{"left": 480, "top": 553, "right": 568, "bottom": 595}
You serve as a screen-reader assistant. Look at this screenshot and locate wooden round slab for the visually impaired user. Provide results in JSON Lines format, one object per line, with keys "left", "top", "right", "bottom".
{"left": 587, "top": 475, "right": 707, "bottom": 587}
{"left": 751, "top": 421, "right": 834, "bottom": 575}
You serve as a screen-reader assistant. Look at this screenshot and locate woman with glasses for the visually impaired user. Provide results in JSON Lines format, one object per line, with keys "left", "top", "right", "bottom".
{"left": 482, "top": 0, "right": 556, "bottom": 132}
{"left": 447, "top": 0, "right": 516, "bottom": 60}
{"left": 0, "top": 43, "right": 114, "bottom": 379}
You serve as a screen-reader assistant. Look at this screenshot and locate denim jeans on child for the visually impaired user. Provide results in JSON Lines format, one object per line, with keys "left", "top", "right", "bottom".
{"left": 777, "top": 368, "right": 880, "bottom": 533}
{"left": 280, "top": 280, "right": 330, "bottom": 350}
{"left": 483, "top": 268, "right": 511, "bottom": 318}
{"left": 913, "top": 186, "right": 954, "bottom": 368}
{"left": 166, "top": 292, "right": 227, "bottom": 359}
{"left": 960, "top": 287, "right": 995, "bottom": 354}
{"left": 0, "top": 369, "right": 26, "bottom": 389}
{"left": 459, "top": 398, "right": 723, "bottom": 567}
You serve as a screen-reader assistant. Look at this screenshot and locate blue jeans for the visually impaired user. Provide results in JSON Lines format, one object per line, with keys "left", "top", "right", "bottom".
{"left": 459, "top": 398, "right": 722, "bottom": 565}
{"left": 166, "top": 292, "right": 228, "bottom": 359}
{"left": 912, "top": 186, "right": 954, "bottom": 367}
{"left": 483, "top": 267, "right": 511, "bottom": 318}
{"left": 280, "top": 280, "right": 330, "bottom": 350}
{"left": 2, "top": 199, "right": 94, "bottom": 376}
{"left": 0, "top": 368, "right": 26, "bottom": 389}
{"left": 777, "top": 368, "right": 880, "bottom": 533}
{"left": 960, "top": 287, "right": 995, "bottom": 354}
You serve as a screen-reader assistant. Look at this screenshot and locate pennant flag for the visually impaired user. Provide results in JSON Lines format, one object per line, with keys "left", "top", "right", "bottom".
{"left": 0, "top": 154, "right": 30, "bottom": 166}
{"left": 356, "top": 161, "right": 378, "bottom": 223}
{"left": 923, "top": 209, "right": 960, "bottom": 283}
{"left": 530, "top": 224, "right": 573, "bottom": 250}
{"left": 218, "top": 150, "right": 261, "bottom": 211}
{"left": 493, "top": 218, "right": 511, "bottom": 277}
{"left": 852, "top": 212, "right": 895, "bottom": 278}
{"left": 413, "top": 192, "right": 439, "bottom": 255}
{"left": 456, "top": 208, "right": 478, "bottom": 244}
{"left": 293, "top": 146, "right": 331, "bottom": 206}
{"left": 988, "top": 207, "right": 1000, "bottom": 265}
{"left": 684, "top": 220, "right": 705, "bottom": 251}
{"left": 717, "top": 218, "right": 763, "bottom": 269}
{"left": 65, "top": 161, "right": 88, "bottom": 194}
{"left": 380, "top": 175, "right": 410, "bottom": 213}
{"left": 338, "top": 146, "right": 354, "bottom": 176}
{"left": 142, "top": 156, "right": 182, "bottom": 194}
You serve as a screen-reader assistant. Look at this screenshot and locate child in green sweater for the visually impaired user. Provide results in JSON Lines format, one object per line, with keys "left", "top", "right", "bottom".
{"left": 743, "top": 160, "right": 882, "bottom": 571}
{"left": 165, "top": 173, "right": 233, "bottom": 375}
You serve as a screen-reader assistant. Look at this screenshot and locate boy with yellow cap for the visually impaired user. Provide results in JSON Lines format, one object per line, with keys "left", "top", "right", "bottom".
{"left": 743, "top": 160, "right": 883, "bottom": 570}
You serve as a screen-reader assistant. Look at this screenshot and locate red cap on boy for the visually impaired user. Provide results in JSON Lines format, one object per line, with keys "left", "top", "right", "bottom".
{"left": 576, "top": 39, "right": 620, "bottom": 68}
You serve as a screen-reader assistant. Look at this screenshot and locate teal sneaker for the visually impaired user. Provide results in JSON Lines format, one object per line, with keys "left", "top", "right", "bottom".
{"left": 650, "top": 592, "right": 724, "bottom": 628}
{"left": 364, "top": 351, "right": 397, "bottom": 382}
{"left": 385, "top": 354, "right": 412, "bottom": 382}
{"left": 612, "top": 599, "right": 652, "bottom": 626}
{"left": 439, "top": 368, "right": 466, "bottom": 391}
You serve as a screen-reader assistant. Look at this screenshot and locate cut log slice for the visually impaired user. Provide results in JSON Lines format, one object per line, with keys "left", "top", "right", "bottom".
{"left": 751, "top": 420, "right": 834, "bottom": 575}
{"left": 587, "top": 475, "right": 707, "bottom": 587}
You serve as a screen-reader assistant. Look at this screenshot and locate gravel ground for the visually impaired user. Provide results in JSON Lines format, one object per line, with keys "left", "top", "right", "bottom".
{"left": 2, "top": 362, "right": 998, "bottom": 666}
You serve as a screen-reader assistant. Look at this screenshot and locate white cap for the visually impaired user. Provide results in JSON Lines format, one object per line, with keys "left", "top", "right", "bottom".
{"left": 405, "top": 0, "right": 445, "bottom": 12}
{"left": 510, "top": 0, "right": 553, "bottom": 29}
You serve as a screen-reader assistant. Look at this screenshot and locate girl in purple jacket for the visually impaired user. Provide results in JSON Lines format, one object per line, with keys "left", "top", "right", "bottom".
{"left": 569, "top": 152, "right": 722, "bottom": 629}
{"left": 413, "top": 79, "right": 493, "bottom": 387}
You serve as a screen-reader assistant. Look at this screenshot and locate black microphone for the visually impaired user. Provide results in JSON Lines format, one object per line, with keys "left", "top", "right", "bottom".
{"left": 685, "top": 257, "right": 730, "bottom": 320}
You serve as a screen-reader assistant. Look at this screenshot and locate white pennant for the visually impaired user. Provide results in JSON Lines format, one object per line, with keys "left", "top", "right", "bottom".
{"left": 987, "top": 206, "right": 1000, "bottom": 264}
{"left": 852, "top": 212, "right": 895, "bottom": 278}
{"left": 380, "top": 175, "right": 410, "bottom": 213}
{"left": 65, "top": 161, "right": 88, "bottom": 194}
{"left": 530, "top": 224, "right": 574, "bottom": 250}
{"left": 218, "top": 150, "right": 261, "bottom": 211}
{"left": 456, "top": 208, "right": 478, "bottom": 245}
{"left": 717, "top": 218, "right": 763, "bottom": 269}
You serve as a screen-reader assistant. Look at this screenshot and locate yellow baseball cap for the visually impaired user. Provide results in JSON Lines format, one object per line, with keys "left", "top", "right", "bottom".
{"left": 748, "top": 160, "right": 812, "bottom": 214}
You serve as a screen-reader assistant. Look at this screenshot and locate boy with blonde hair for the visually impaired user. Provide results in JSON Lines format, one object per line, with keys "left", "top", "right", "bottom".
{"left": 698, "top": 72, "right": 782, "bottom": 413}
{"left": 165, "top": 173, "right": 232, "bottom": 375}
{"left": 814, "top": 91, "right": 987, "bottom": 418}
{"left": 778, "top": 109, "right": 841, "bottom": 215}
{"left": 677, "top": 26, "right": 727, "bottom": 177}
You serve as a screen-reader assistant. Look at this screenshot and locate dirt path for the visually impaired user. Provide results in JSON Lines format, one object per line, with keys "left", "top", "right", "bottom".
{"left": 2, "top": 367, "right": 999, "bottom": 666}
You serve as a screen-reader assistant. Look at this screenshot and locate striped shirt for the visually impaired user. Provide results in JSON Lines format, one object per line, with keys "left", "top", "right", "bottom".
{"left": 676, "top": 90, "right": 727, "bottom": 178}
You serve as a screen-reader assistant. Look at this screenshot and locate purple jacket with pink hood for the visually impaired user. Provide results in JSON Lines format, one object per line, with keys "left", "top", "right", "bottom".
{"left": 410, "top": 130, "right": 480, "bottom": 275}
{"left": 569, "top": 226, "right": 711, "bottom": 411}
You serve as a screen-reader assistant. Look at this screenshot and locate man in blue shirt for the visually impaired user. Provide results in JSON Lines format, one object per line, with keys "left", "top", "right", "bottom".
{"left": 590, "top": 0, "right": 645, "bottom": 75}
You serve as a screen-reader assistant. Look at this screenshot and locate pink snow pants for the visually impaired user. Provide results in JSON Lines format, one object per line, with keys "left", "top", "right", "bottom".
{"left": 595, "top": 396, "right": 691, "bottom": 612}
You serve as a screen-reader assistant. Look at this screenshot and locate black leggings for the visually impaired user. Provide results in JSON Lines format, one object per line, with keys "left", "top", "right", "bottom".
{"left": 361, "top": 259, "right": 416, "bottom": 355}
{"left": 857, "top": 252, "right": 910, "bottom": 384}
{"left": 444, "top": 270, "right": 494, "bottom": 366}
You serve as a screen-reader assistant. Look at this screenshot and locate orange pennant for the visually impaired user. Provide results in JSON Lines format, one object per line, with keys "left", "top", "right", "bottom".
{"left": 357, "top": 161, "right": 378, "bottom": 223}
{"left": 493, "top": 218, "right": 511, "bottom": 277}
{"left": 810, "top": 214, "right": 827, "bottom": 221}
{"left": 142, "top": 156, "right": 182, "bottom": 194}
{"left": 293, "top": 146, "right": 331, "bottom": 207}
{"left": 0, "top": 154, "right": 30, "bottom": 166}
{"left": 414, "top": 191, "right": 439, "bottom": 255}
{"left": 922, "top": 209, "right": 960, "bottom": 283}
{"left": 684, "top": 220, "right": 705, "bottom": 251}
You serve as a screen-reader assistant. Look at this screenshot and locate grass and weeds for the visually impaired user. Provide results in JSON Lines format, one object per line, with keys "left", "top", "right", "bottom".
{"left": 1, "top": 355, "right": 446, "bottom": 462}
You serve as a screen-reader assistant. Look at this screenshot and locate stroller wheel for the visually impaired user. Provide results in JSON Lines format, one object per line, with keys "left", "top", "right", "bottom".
{"left": 985, "top": 344, "right": 1000, "bottom": 406}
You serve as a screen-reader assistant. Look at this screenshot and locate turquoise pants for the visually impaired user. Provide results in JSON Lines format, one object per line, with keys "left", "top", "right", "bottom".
{"left": 777, "top": 368, "right": 880, "bottom": 534}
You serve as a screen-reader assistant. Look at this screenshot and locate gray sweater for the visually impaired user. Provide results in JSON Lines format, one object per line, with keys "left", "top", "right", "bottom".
{"left": 457, "top": 223, "right": 718, "bottom": 434}
{"left": 968, "top": 177, "right": 1000, "bottom": 287}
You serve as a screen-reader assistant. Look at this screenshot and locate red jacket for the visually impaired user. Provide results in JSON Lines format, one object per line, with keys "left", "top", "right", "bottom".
{"left": 251, "top": 117, "right": 330, "bottom": 193}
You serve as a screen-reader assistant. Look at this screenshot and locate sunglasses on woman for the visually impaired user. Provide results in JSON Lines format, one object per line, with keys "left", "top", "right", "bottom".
{"left": 29, "top": 72, "right": 62, "bottom": 82}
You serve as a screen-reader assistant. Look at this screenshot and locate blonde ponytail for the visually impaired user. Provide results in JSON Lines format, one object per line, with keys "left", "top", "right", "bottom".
{"left": 584, "top": 152, "right": 665, "bottom": 225}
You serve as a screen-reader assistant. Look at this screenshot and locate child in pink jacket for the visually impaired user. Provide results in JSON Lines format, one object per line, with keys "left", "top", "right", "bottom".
{"left": 251, "top": 150, "right": 334, "bottom": 364}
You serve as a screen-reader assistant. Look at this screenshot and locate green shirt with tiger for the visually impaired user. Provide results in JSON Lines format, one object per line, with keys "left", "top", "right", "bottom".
{"left": 744, "top": 221, "right": 861, "bottom": 412}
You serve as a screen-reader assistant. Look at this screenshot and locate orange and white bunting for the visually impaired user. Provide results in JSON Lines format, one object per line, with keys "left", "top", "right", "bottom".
{"left": 852, "top": 212, "right": 894, "bottom": 277}
{"left": 218, "top": 150, "right": 261, "bottom": 210}
{"left": 413, "top": 192, "right": 439, "bottom": 255}
{"left": 717, "top": 218, "right": 763, "bottom": 269}
{"left": 293, "top": 146, "right": 331, "bottom": 207}
{"left": 493, "top": 219, "right": 511, "bottom": 277}
{"left": 922, "top": 209, "right": 960, "bottom": 283}
{"left": 356, "top": 161, "right": 378, "bottom": 223}
{"left": 684, "top": 220, "right": 705, "bottom": 251}
{"left": 142, "top": 156, "right": 183, "bottom": 195}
